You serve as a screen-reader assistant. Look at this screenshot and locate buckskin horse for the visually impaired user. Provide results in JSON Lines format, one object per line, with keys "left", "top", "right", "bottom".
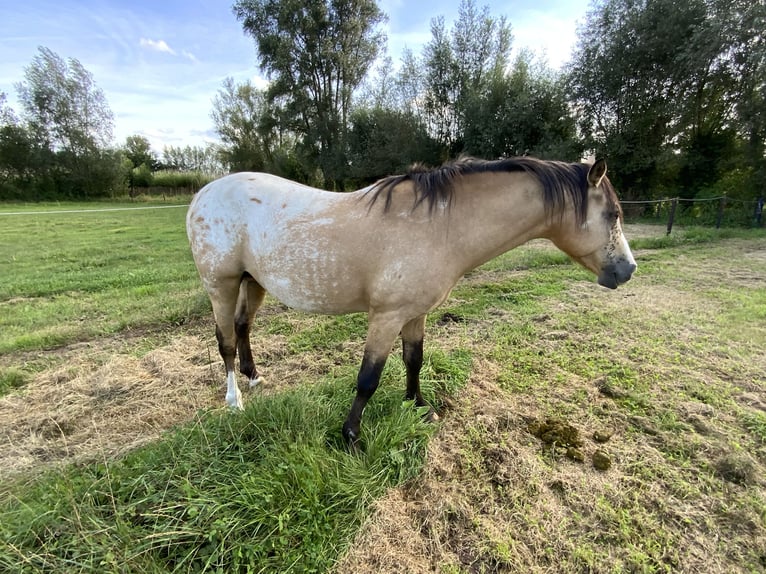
{"left": 186, "top": 157, "right": 636, "bottom": 445}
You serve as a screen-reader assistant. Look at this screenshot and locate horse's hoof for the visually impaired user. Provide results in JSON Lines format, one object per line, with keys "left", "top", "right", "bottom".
{"left": 249, "top": 375, "right": 265, "bottom": 389}
{"left": 342, "top": 423, "right": 361, "bottom": 453}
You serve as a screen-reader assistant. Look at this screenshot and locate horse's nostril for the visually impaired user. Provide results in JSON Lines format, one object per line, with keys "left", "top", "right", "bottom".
{"left": 620, "top": 263, "right": 636, "bottom": 283}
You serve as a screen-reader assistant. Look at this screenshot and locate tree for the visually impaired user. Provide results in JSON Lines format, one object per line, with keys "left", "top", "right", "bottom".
{"left": 233, "top": 0, "right": 386, "bottom": 189}
{"left": 14, "top": 47, "right": 119, "bottom": 197}
{"left": 0, "top": 93, "right": 47, "bottom": 198}
{"left": 161, "top": 144, "right": 224, "bottom": 174}
{"left": 421, "top": 0, "right": 513, "bottom": 155}
{"left": 17, "top": 47, "right": 113, "bottom": 155}
{"left": 568, "top": 0, "right": 765, "bottom": 200}
{"left": 463, "top": 52, "right": 581, "bottom": 160}
{"left": 568, "top": 0, "right": 680, "bottom": 197}
{"left": 347, "top": 106, "right": 440, "bottom": 184}
{"left": 123, "top": 135, "right": 158, "bottom": 170}
{"left": 211, "top": 78, "right": 271, "bottom": 172}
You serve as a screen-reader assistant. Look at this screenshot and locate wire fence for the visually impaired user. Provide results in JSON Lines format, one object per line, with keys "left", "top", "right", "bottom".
{"left": 622, "top": 196, "right": 765, "bottom": 234}
{"left": 0, "top": 195, "right": 763, "bottom": 234}
{"left": 0, "top": 204, "right": 189, "bottom": 216}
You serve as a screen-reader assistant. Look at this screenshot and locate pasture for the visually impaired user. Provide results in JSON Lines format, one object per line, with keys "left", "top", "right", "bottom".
{"left": 0, "top": 200, "right": 765, "bottom": 573}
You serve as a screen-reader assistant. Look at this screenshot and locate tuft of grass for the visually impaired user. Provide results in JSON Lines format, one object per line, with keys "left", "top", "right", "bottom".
{"left": 0, "top": 367, "right": 28, "bottom": 397}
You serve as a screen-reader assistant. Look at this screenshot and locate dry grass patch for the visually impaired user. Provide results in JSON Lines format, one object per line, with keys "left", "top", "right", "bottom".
{"left": 0, "top": 335, "right": 218, "bottom": 477}
{"left": 0, "top": 305, "right": 372, "bottom": 480}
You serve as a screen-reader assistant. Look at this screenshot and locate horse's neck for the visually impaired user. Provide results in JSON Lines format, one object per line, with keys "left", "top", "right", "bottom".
{"left": 450, "top": 177, "right": 549, "bottom": 272}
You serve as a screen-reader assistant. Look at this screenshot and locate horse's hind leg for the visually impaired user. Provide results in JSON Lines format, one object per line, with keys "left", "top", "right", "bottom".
{"left": 208, "top": 276, "right": 244, "bottom": 409}
{"left": 235, "top": 275, "right": 267, "bottom": 389}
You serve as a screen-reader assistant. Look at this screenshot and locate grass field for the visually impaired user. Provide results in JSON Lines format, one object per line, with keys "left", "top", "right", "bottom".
{"left": 1, "top": 201, "right": 765, "bottom": 573}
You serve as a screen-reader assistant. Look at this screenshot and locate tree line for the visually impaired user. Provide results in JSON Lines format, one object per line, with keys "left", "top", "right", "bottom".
{"left": 1, "top": 0, "right": 763, "bottom": 202}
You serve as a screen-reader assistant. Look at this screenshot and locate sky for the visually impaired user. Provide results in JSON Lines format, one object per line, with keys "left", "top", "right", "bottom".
{"left": 0, "top": 0, "right": 591, "bottom": 154}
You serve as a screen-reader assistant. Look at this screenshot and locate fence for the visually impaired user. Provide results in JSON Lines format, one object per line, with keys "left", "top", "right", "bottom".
{"left": 622, "top": 196, "right": 764, "bottom": 234}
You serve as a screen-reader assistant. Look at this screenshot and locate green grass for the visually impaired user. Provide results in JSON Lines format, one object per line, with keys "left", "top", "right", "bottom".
{"left": 0, "top": 202, "right": 206, "bottom": 355}
{"left": 629, "top": 225, "right": 766, "bottom": 250}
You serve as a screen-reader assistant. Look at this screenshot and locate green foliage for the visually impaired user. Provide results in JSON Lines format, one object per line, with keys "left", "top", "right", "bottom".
{"left": 233, "top": 0, "right": 386, "bottom": 188}
{"left": 347, "top": 107, "right": 441, "bottom": 183}
{"left": 1, "top": 2, "right": 762, "bottom": 201}
{"left": 151, "top": 170, "right": 213, "bottom": 190}
{"left": 2, "top": 48, "right": 123, "bottom": 199}
{"left": 211, "top": 78, "right": 270, "bottom": 172}
{"left": 463, "top": 52, "right": 582, "bottom": 160}
{"left": 352, "top": 0, "right": 580, "bottom": 171}
{"left": 130, "top": 163, "right": 153, "bottom": 188}
{"left": 123, "top": 135, "right": 158, "bottom": 170}
{"left": 421, "top": 0, "right": 513, "bottom": 154}
{"left": 0, "top": 367, "right": 28, "bottom": 397}
{"left": 161, "top": 144, "right": 223, "bottom": 175}
{"left": 17, "top": 47, "right": 114, "bottom": 152}
{"left": 569, "top": 0, "right": 766, "bottom": 200}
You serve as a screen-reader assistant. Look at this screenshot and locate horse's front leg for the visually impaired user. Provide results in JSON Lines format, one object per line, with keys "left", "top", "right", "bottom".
{"left": 342, "top": 313, "right": 402, "bottom": 447}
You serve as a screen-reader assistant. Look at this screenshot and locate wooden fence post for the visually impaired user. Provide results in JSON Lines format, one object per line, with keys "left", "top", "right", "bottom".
{"left": 716, "top": 197, "right": 725, "bottom": 229}
{"left": 666, "top": 198, "right": 678, "bottom": 235}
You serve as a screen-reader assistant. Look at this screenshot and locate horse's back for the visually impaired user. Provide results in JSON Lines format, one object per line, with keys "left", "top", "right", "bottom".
{"left": 189, "top": 172, "right": 333, "bottom": 219}
{"left": 186, "top": 173, "right": 375, "bottom": 312}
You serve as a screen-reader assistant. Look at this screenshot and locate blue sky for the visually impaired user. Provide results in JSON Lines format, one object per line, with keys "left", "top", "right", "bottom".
{"left": 0, "top": 0, "right": 591, "bottom": 153}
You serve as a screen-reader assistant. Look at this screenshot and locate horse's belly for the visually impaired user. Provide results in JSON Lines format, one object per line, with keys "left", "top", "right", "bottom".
{"left": 255, "top": 262, "right": 367, "bottom": 314}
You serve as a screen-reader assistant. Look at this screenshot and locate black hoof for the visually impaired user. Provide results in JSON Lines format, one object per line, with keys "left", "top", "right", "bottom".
{"left": 342, "top": 422, "right": 361, "bottom": 452}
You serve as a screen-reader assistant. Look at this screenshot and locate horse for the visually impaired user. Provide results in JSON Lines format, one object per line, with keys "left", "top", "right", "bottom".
{"left": 186, "top": 156, "right": 636, "bottom": 446}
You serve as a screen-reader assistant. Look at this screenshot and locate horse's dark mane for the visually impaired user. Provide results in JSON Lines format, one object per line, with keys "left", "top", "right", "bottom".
{"left": 366, "top": 156, "right": 617, "bottom": 225}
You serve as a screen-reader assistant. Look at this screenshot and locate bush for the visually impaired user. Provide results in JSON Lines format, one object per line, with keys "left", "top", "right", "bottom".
{"left": 151, "top": 170, "right": 213, "bottom": 189}
{"left": 130, "top": 163, "right": 153, "bottom": 189}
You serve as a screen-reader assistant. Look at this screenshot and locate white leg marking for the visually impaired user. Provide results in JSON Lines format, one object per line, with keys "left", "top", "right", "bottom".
{"left": 249, "top": 375, "right": 265, "bottom": 389}
{"left": 225, "top": 371, "right": 243, "bottom": 409}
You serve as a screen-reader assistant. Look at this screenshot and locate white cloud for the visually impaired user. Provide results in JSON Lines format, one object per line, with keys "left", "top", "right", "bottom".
{"left": 139, "top": 38, "right": 176, "bottom": 55}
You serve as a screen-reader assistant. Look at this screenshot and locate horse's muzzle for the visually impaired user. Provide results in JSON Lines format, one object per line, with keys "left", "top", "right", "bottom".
{"left": 597, "top": 260, "right": 637, "bottom": 289}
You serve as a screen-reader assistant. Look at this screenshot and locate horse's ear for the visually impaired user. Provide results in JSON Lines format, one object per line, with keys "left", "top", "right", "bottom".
{"left": 588, "top": 159, "right": 607, "bottom": 188}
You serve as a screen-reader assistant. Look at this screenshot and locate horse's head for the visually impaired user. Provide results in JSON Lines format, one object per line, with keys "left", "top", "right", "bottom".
{"left": 550, "top": 160, "right": 636, "bottom": 289}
